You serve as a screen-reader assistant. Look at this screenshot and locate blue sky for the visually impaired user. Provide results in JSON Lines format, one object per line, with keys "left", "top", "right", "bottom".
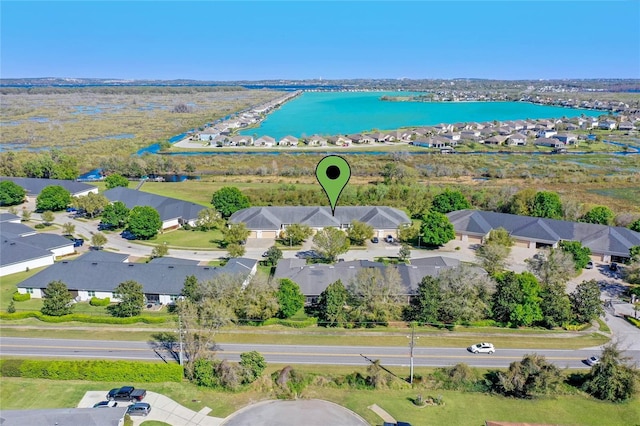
{"left": 2, "top": 1, "right": 639, "bottom": 80}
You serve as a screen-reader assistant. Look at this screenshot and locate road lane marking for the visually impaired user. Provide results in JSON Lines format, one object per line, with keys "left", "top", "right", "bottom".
{"left": 0, "top": 345, "right": 584, "bottom": 361}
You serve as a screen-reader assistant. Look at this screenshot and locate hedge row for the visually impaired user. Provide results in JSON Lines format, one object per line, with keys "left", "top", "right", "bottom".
{"left": 0, "top": 359, "right": 183, "bottom": 382}
{"left": 625, "top": 315, "right": 640, "bottom": 329}
{"left": 261, "top": 317, "right": 318, "bottom": 328}
{"left": 90, "top": 297, "right": 111, "bottom": 306}
{"left": 12, "top": 292, "right": 30, "bottom": 302}
{"left": 0, "top": 311, "right": 167, "bottom": 324}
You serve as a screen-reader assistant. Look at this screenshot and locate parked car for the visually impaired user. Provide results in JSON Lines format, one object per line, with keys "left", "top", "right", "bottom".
{"left": 467, "top": 342, "right": 495, "bottom": 354}
{"left": 371, "top": 236, "right": 379, "bottom": 243}
{"left": 107, "top": 386, "right": 146, "bottom": 402}
{"left": 126, "top": 402, "right": 151, "bottom": 417}
{"left": 585, "top": 261, "right": 594, "bottom": 269}
{"left": 609, "top": 262, "right": 618, "bottom": 272}
{"left": 586, "top": 356, "right": 600, "bottom": 366}
{"left": 73, "top": 238, "right": 84, "bottom": 247}
{"left": 93, "top": 400, "right": 118, "bottom": 408}
{"left": 385, "top": 235, "right": 394, "bottom": 243}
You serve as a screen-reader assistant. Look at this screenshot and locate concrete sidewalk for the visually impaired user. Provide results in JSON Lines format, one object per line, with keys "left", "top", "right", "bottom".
{"left": 78, "top": 391, "right": 224, "bottom": 426}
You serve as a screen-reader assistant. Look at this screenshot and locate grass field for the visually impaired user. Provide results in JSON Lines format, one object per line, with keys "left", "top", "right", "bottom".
{"left": 135, "top": 228, "right": 225, "bottom": 250}
{"left": 0, "top": 376, "right": 637, "bottom": 426}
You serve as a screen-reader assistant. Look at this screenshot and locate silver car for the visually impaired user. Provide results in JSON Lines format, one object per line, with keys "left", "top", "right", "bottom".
{"left": 467, "top": 342, "right": 495, "bottom": 354}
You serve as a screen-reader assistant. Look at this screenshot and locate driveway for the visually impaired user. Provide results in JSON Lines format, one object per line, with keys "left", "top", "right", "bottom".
{"left": 221, "top": 399, "right": 369, "bottom": 426}
{"left": 77, "top": 391, "right": 223, "bottom": 426}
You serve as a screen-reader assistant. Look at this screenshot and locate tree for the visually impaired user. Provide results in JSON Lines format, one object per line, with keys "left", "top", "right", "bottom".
{"left": 629, "top": 245, "right": 640, "bottom": 262}
{"left": 21, "top": 208, "right": 31, "bottom": 222}
{"left": 104, "top": 173, "right": 129, "bottom": 189}
{"left": 196, "top": 208, "right": 223, "bottom": 231}
{"left": 263, "top": 245, "right": 283, "bottom": 267}
{"left": 221, "top": 223, "right": 250, "bottom": 246}
{"left": 530, "top": 191, "right": 563, "bottom": 219}
{"left": 397, "top": 221, "right": 421, "bottom": 245}
{"left": 581, "top": 205, "right": 614, "bottom": 225}
{"left": 0, "top": 180, "right": 26, "bottom": 206}
{"left": 239, "top": 277, "right": 279, "bottom": 321}
{"left": 583, "top": 343, "right": 637, "bottom": 402}
{"left": 312, "top": 227, "right": 350, "bottom": 262}
{"left": 276, "top": 278, "right": 305, "bottom": 319}
{"left": 182, "top": 274, "right": 201, "bottom": 302}
{"left": 398, "top": 244, "right": 411, "bottom": 263}
{"left": 420, "top": 210, "right": 455, "bottom": 247}
{"left": 283, "top": 223, "right": 313, "bottom": 246}
{"left": 62, "top": 222, "right": 75, "bottom": 236}
{"left": 526, "top": 248, "right": 576, "bottom": 287}
{"left": 239, "top": 351, "right": 267, "bottom": 384}
{"left": 436, "top": 264, "right": 494, "bottom": 324}
{"left": 90, "top": 232, "right": 107, "bottom": 250}
{"left": 226, "top": 243, "right": 246, "bottom": 258}
{"left": 347, "top": 220, "right": 374, "bottom": 245}
{"left": 630, "top": 218, "right": 640, "bottom": 233}
{"left": 36, "top": 185, "right": 71, "bottom": 212}
{"left": 431, "top": 189, "right": 471, "bottom": 214}
{"left": 485, "top": 227, "right": 514, "bottom": 248}
{"left": 559, "top": 241, "right": 591, "bottom": 271}
{"left": 492, "top": 272, "right": 542, "bottom": 327}
{"left": 540, "top": 283, "right": 572, "bottom": 328}
{"left": 347, "top": 267, "right": 405, "bottom": 326}
{"left": 101, "top": 201, "right": 129, "bottom": 229}
{"left": 494, "top": 354, "right": 562, "bottom": 398}
{"left": 570, "top": 279, "right": 604, "bottom": 324}
{"left": 212, "top": 186, "right": 250, "bottom": 218}
{"left": 72, "top": 192, "right": 109, "bottom": 218}
{"left": 41, "top": 280, "right": 74, "bottom": 316}
{"left": 508, "top": 188, "right": 537, "bottom": 216}
{"left": 406, "top": 275, "right": 441, "bottom": 325}
{"left": 127, "top": 206, "right": 162, "bottom": 239}
{"left": 476, "top": 243, "right": 510, "bottom": 275}
{"left": 41, "top": 210, "right": 55, "bottom": 226}
{"left": 109, "top": 280, "right": 144, "bottom": 317}
{"left": 317, "top": 279, "right": 348, "bottom": 327}
{"left": 151, "top": 243, "right": 169, "bottom": 259}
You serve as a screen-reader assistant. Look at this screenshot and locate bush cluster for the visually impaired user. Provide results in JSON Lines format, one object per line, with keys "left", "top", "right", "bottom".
{"left": 0, "top": 311, "right": 166, "bottom": 324}
{"left": 12, "top": 292, "right": 31, "bottom": 302}
{"left": 0, "top": 359, "right": 183, "bottom": 382}
{"left": 90, "top": 297, "right": 111, "bottom": 306}
{"left": 260, "top": 317, "right": 317, "bottom": 328}
{"left": 625, "top": 315, "right": 640, "bottom": 329}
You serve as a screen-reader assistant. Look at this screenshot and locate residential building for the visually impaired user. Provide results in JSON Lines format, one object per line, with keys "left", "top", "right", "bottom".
{"left": 16, "top": 251, "right": 257, "bottom": 303}
{"left": 229, "top": 206, "right": 411, "bottom": 239}
{"left": 447, "top": 209, "right": 640, "bottom": 262}
{"left": 0, "top": 177, "right": 98, "bottom": 198}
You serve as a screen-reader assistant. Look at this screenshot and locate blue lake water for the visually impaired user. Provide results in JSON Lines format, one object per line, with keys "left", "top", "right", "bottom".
{"left": 239, "top": 91, "right": 603, "bottom": 140}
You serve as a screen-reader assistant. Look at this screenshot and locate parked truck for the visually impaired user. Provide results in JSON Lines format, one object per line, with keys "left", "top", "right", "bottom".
{"left": 106, "top": 386, "right": 147, "bottom": 402}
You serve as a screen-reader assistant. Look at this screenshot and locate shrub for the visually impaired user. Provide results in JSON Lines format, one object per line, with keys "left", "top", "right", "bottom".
{"left": 90, "top": 297, "right": 111, "bottom": 306}
{"left": 12, "top": 292, "right": 30, "bottom": 302}
{"left": 625, "top": 315, "right": 640, "bottom": 329}
{"left": 7, "top": 300, "right": 16, "bottom": 313}
{"left": 0, "top": 359, "right": 182, "bottom": 382}
{"left": 34, "top": 223, "right": 46, "bottom": 229}
{"left": 0, "top": 311, "right": 167, "bottom": 324}
{"left": 260, "top": 317, "right": 317, "bottom": 328}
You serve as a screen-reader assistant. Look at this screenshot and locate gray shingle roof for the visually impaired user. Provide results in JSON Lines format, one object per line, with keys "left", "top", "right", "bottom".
{"left": 103, "top": 187, "right": 205, "bottom": 223}
{"left": 273, "top": 256, "right": 461, "bottom": 296}
{"left": 1, "top": 238, "right": 52, "bottom": 267}
{"left": 0, "top": 176, "right": 96, "bottom": 197}
{"left": 230, "top": 206, "right": 410, "bottom": 230}
{"left": 0, "top": 225, "right": 72, "bottom": 268}
{"left": 0, "top": 407, "right": 127, "bottom": 426}
{"left": 0, "top": 222, "right": 37, "bottom": 239}
{"left": 17, "top": 251, "right": 257, "bottom": 295}
{"left": 447, "top": 210, "right": 640, "bottom": 257}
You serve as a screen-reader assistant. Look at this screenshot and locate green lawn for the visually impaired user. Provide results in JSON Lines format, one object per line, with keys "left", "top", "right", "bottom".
{"left": 0, "top": 377, "right": 637, "bottom": 426}
{"left": 135, "top": 228, "right": 224, "bottom": 250}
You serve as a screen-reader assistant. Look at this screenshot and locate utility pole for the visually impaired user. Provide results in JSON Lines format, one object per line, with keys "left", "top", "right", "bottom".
{"left": 178, "top": 315, "right": 184, "bottom": 366}
{"left": 408, "top": 323, "right": 418, "bottom": 384}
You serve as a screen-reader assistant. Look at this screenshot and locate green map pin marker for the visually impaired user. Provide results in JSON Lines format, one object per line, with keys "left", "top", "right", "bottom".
{"left": 316, "top": 155, "right": 351, "bottom": 216}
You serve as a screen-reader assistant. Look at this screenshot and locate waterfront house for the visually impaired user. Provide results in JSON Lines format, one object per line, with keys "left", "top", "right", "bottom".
{"left": 506, "top": 133, "right": 527, "bottom": 146}
{"left": 599, "top": 120, "right": 617, "bottom": 130}
{"left": 534, "top": 137, "right": 563, "bottom": 148}
{"left": 483, "top": 135, "right": 508, "bottom": 145}
{"left": 389, "top": 130, "right": 413, "bottom": 141}
{"left": 278, "top": 135, "right": 299, "bottom": 146}
{"left": 254, "top": 136, "right": 275, "bottom": 147}
{"left": 349, "top": 134, "right": 375, "bottom": 144}
{"left": 327, "top": 135, "right": 352, "bottom": 146}
{"left": 537, "top": 129, "right": 558, "bottom": 138}
{"left": 552, "top": 133, "right": 578, "bottom": 145}
{"left": 232, "top": 135, "right": 254, "bottom": 146}
{"left": 198, "top": 127, "right": 219, "bottom": 141}
{"left": 441, "top": 132, "right": 461, "bottom": 141}
{"left": 304, "top": 134, "right": 327, "bottom": 146}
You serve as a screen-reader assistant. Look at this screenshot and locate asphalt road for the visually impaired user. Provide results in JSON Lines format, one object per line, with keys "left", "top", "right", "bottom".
{"left": 2, "top": 337, "right": 634, "bottom": 369}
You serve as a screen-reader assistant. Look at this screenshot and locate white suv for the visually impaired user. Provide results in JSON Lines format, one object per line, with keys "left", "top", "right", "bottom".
{"left": 467, "top": 342, "right": 495, "bottom": 354}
